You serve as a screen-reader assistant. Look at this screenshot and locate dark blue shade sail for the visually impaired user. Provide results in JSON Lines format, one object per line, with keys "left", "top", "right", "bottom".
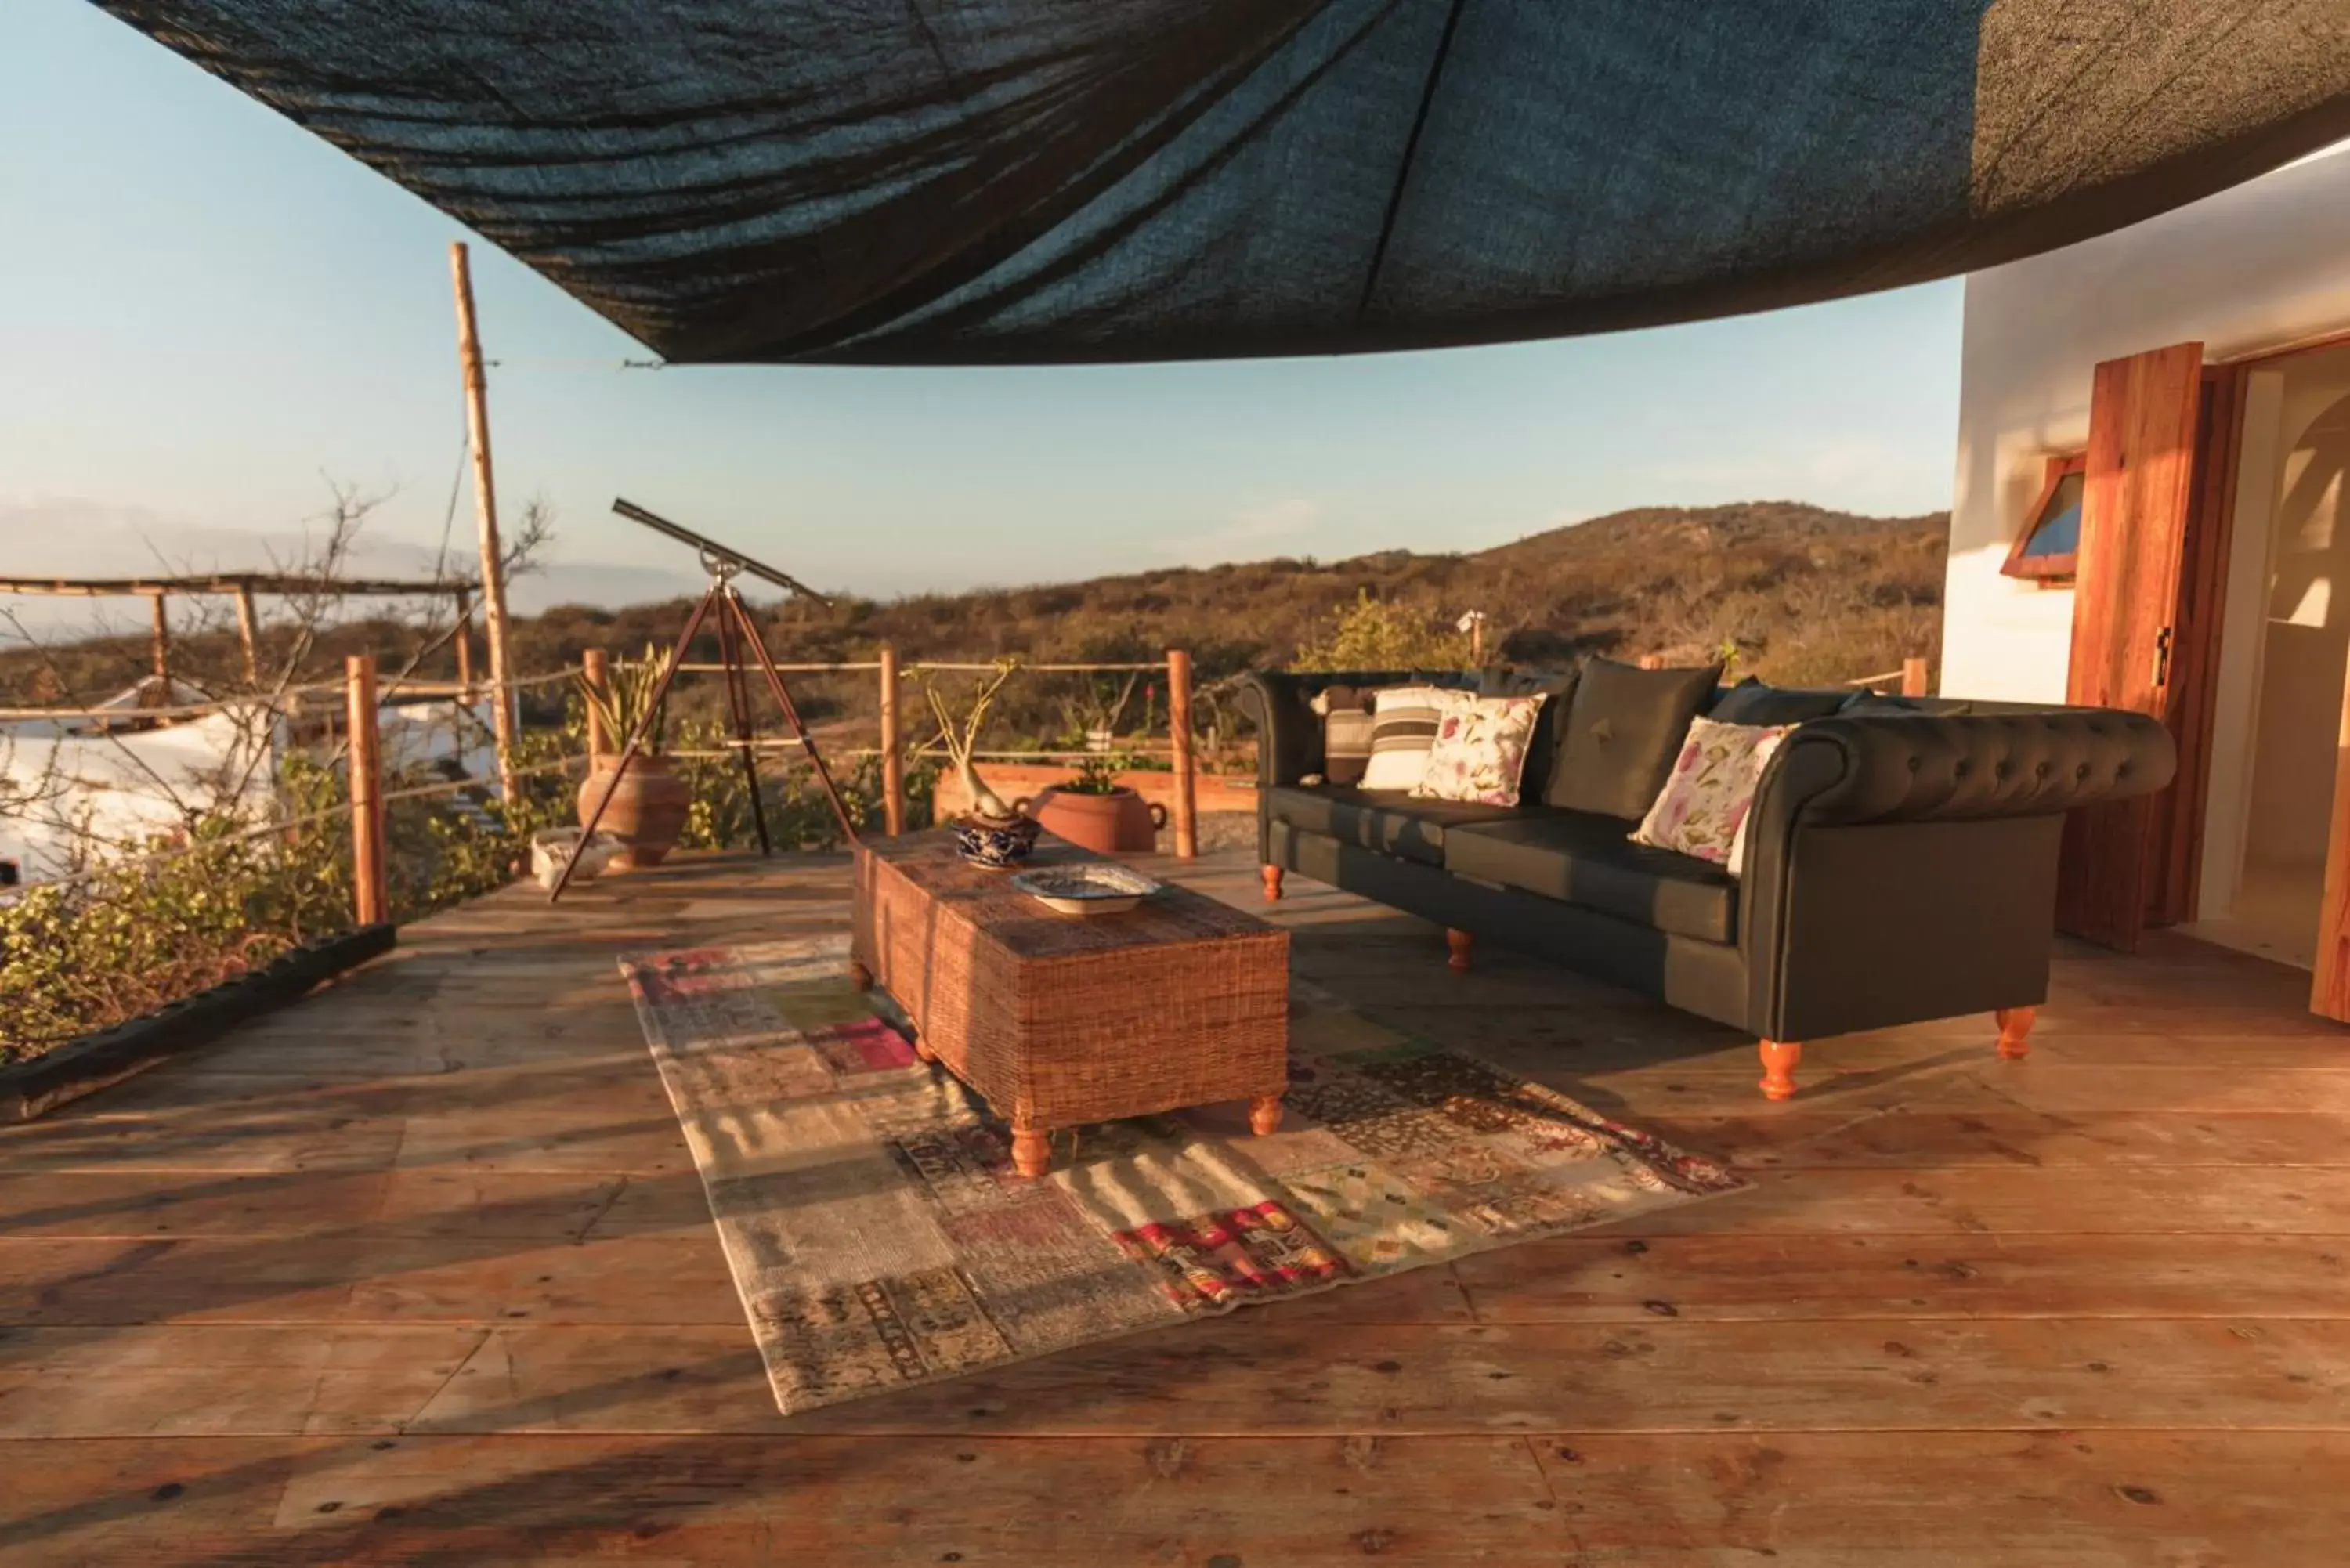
{"left": 94, "top": 1, "right": 2350, "bottom": 366}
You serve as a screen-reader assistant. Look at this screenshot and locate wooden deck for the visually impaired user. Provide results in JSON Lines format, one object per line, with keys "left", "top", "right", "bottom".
{"left": 3, "top": 848, "right": 2347, "bottom": 1564}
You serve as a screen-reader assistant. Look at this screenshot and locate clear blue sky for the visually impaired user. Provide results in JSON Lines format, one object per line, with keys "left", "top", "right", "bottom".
{"left": 2, "top": 0, "right": 1964, "bottom": 622}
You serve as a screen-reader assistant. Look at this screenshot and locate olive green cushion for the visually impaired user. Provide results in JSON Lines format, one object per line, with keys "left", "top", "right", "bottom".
{"left": 1545, "top": 658, "right": 1723, "bottom": 818}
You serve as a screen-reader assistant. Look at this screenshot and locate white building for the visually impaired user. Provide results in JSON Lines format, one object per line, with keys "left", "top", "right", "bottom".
{"left": 1942, "top": 141, "right": 2350, "bottom": 1010}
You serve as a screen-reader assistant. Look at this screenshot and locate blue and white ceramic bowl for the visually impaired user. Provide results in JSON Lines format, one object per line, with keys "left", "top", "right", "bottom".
{"left": 953, "top": 814, "right": 1042, "bottom": 869}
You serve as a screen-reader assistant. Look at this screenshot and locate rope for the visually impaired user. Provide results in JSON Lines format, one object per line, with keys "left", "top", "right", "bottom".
{"left": 1, "top": 663, "right": 585, "bottom": 721}
{"left": 8, "top": 753, "right": 592, "bottom": 893}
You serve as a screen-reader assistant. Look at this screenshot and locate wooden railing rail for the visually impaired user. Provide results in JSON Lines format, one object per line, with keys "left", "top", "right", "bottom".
{"left": 607, "top": 648, "right": 1206, "bottom": 858}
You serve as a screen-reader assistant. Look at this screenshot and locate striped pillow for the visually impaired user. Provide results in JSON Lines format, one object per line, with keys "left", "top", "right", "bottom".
{"left": 1361, "top": 685, "right": 1456, "bottom": 791}
{"left": 1311, "top": 685, "right": 1376, "bottom": 786}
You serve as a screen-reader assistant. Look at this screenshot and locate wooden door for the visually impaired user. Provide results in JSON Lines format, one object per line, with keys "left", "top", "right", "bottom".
{"left": 2055, "top": 341, "right": 2205, "bottom": 951}
{"left": 2145, "top": 364, "right": 2246, "bottom": 928}
{"left": 2319, "top": 692, "right": 2350, "bottom": 1021}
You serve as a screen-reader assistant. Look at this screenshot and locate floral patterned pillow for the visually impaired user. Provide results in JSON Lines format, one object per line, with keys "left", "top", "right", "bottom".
{"left": 1409, "top": 693, "right": 1549, "bottom": 805}
{"left": 1630, "top": 717, "right": 1794, "bottom": 877}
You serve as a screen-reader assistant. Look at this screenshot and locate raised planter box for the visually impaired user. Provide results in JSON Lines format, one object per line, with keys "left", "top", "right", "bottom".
{"left": 1, "top": 923, "right": 398, "bottom": 1122}
{"left": 931, "top": 763, "right": 1256, "bottom": 822}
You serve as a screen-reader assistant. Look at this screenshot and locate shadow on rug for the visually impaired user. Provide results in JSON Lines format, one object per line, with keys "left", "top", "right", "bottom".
{"left": 621, "top": 936, "right": 1744, "bottom": 1414}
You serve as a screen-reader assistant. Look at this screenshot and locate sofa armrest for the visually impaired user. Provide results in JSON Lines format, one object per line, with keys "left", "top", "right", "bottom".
{"left": 1753, "top": 708, "right": 2176, "bottom": 832}
{"left": 1734, "top": 706, "right": 2177, "bottom": 1037}
{"left": 1235, "top": 670, "right": 1481, "bottom": 789}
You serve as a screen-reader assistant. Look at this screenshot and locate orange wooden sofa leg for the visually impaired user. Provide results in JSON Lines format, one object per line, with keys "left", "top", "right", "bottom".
{"left": 1995, "top": 1006, "right": 2037, "bottom": 1061}
{"left": 1446, "top": 928, "right": 1474, "bottom": 974}
{"left": 1261, "top": 864, "right": 1284, "bottom": 903}
{"left": 1757, "top": 1039, "right": 1802, "bottom": 1101}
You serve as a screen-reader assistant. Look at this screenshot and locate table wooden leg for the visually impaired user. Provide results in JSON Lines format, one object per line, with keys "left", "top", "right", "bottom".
{"left": 848, "top": 958, "right": 873, "bottom": 992}
{"left": 1249, "top": 1094, "right": 1283, "bottom": 1136}
{"left": 911, "top": 1034, "right": 938, "bottom": 1064}
{"left": 1010, "top": 1125, "right": 1051, "bottom": 1178}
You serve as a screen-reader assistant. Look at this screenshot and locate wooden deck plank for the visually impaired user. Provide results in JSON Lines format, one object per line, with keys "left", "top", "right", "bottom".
{"left": 1450, "top": 1231, "right": 2350, "bottom": 1321}
{"left": 2, "top": 848, "right": 2346, "bottom": 1561}
{"left": 1663, "top": 1109, "right": 2350, "bottom": 1169}
{"left": 0, "top": 1433, "right": 1559, "bottom": 1566}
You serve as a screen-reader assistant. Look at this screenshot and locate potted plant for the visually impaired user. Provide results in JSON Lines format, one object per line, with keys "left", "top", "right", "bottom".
{"left": 926, "top": 660, "right": 1039, "bottom": 868}
{"left": 1028, "top": 750, "right": 1164, "bottom": 854}
{"left": 576, "top": 644, "right": 692, "bottom": 868}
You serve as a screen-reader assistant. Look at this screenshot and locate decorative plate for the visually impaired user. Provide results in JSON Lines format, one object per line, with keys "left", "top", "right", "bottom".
{"left": 1010, "top": 862, "right": 1162, "bottom": 916}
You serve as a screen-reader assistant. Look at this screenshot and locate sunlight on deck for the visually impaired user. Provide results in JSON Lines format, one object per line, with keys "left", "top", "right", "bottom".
{"left": 2, "top": 848, "right": 2346, "bottom": 1562}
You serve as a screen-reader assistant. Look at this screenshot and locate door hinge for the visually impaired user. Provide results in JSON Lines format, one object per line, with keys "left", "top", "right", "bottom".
{"left": 2151, "top": 625, "right": 2174, "bottom": 690}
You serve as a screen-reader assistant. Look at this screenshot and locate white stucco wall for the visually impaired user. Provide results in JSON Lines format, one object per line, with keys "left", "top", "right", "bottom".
{"left": 1943, "top": 143, "right": 2350, "bottom": 703}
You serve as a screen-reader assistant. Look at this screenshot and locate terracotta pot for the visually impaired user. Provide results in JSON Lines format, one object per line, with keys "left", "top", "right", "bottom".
{"left": 577, "top": 754, "right": 691, "bottom": 869}
{"left": 1025, "top": 785, "right": 1165, "bottom": 855}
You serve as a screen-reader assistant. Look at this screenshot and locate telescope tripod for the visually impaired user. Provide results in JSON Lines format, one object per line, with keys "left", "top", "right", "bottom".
{"left": 550, "top": 551, "right": 859, "bottom": 901}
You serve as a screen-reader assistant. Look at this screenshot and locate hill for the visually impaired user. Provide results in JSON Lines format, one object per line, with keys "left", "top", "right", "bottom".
{"left": 2, "top": 501, "right": 1947, "bottom": 732}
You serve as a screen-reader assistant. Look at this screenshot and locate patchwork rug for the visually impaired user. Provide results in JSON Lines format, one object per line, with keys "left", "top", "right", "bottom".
{"left": 620, "top": 937, "right": 1744, "bottom": 1414}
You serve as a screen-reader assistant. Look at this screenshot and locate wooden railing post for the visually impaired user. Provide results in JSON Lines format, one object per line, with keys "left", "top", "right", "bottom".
{"left": 1901, "top": 656, "right": 1930, "bottom": 698}
{"left": 454, "top": 589, "right": 477, "bottom": 699}
{"left": 233, "top": 585, "right": 260, "bottom": 686}
{"left": 345, "top": 653, "right": 389, "bottom": 927}
{"left": 450, "top": 240, "right": 520, "bottom": 805}
{"left": 1166, "top": 649, "right": 1198, "bottom": 859}
{"left": 581, "top": 648, "right": 611, "bottom": 762}
{"left": 879, "top": 645, "right": 905, "bottom": 836}
{"left": 149, "top": 594, "right": 171, "bottom": 686}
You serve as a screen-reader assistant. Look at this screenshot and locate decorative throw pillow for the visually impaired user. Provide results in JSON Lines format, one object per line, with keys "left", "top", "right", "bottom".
{"left": 1484, "top": 667, "right": 1581, "bottom": 803}
{"left": 1360, "top": 685, "right": 1458, "bottom": 791}
{"left": 1410, "top": 693, "right": 1549, "bottom": 804}
{"left": 1631, "top": 717, "right": 1793, "bottom": 877}
{"left": 1546, "top": 658, "right": 1724, "bottom": 818}
{"left": 1708, "top": 677, "right": 1849, "bottom": 726}
{"left": 1311, "top": 685, "right": 1376, "bottom": 786}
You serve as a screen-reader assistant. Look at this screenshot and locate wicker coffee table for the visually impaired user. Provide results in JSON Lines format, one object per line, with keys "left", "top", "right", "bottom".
{"left": 850, "top": 830, "right": 1290, "bottom": 1177}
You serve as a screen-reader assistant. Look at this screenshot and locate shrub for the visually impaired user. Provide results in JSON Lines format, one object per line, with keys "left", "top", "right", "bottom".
{"left": 1292, "top": 590, "right": 1473, "bottom": 672}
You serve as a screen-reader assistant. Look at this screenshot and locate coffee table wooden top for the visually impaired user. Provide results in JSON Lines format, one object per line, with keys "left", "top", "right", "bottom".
{"left": 858, "top": 829, "right": 1279, "bottom": 959}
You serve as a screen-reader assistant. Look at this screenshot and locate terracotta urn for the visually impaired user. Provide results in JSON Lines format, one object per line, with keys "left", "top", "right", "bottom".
{"left": 1027, "top": 786, "right": 1165, "bottom": 855}
{"left": 577, "top": 754, "right": 691, "bottom": 869}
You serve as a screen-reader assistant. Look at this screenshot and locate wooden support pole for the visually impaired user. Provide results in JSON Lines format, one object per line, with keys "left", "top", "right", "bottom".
{"left": 450, "top": 241, "right": 520, "bottom": 806}
{"left": 453, "top": 589, "right": 476, "bottom": 696}
{"left": 581, "top": 648, "right": 612, "bottom": 762}
{"left": 1167, "top": 648, "right": 1198, "bottom": 859}
{"left": 879, "top": 644, "right": 905, "bottom": 836}
{"left": 148, "top": 594, "right": 170, "bottom": 686}
{"left": 1901, "top": 656, "right": 1930, "bottom": 698}
{"left": 233, "top": 586, "right": 260, "bottom": 685}
{"left": 345, "top": 653, "right": 389, "bottom": 927}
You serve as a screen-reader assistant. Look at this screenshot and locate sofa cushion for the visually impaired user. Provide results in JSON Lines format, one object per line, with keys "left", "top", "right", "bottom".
{"left": 1361, "top": 685, "right": 1458, "bottom": 790}
{"left": 1708, "top": 677, "right": 1849, "bottom": 725}
{"left": 1412, "top": 692, "right": 1550, "bottom": 804}
{"left": 1444, "top": 812, "right": 1740, "bottom": 943}
{"left": 1546, "top": 657, "right": 1723, "bottom": 818}
{"left": 1631, "top": 716, "right": 1794, "bottom": 877}
{"left": 1314, "top": 685, "right": 1376, "bottom": 785}
{"left": 1842, "top": 692, "right": 1974, "bottom": 717}
{"left": 1264, "top": 785, "right": 1536, "bottom": 868}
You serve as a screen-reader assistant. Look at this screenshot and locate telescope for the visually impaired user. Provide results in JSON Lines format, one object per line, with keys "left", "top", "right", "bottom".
{"left": 549, "top": 497, "right": 858, "bottom": 900}
{"left": 610, "top": 497, "right": 830, "bottom": 606}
